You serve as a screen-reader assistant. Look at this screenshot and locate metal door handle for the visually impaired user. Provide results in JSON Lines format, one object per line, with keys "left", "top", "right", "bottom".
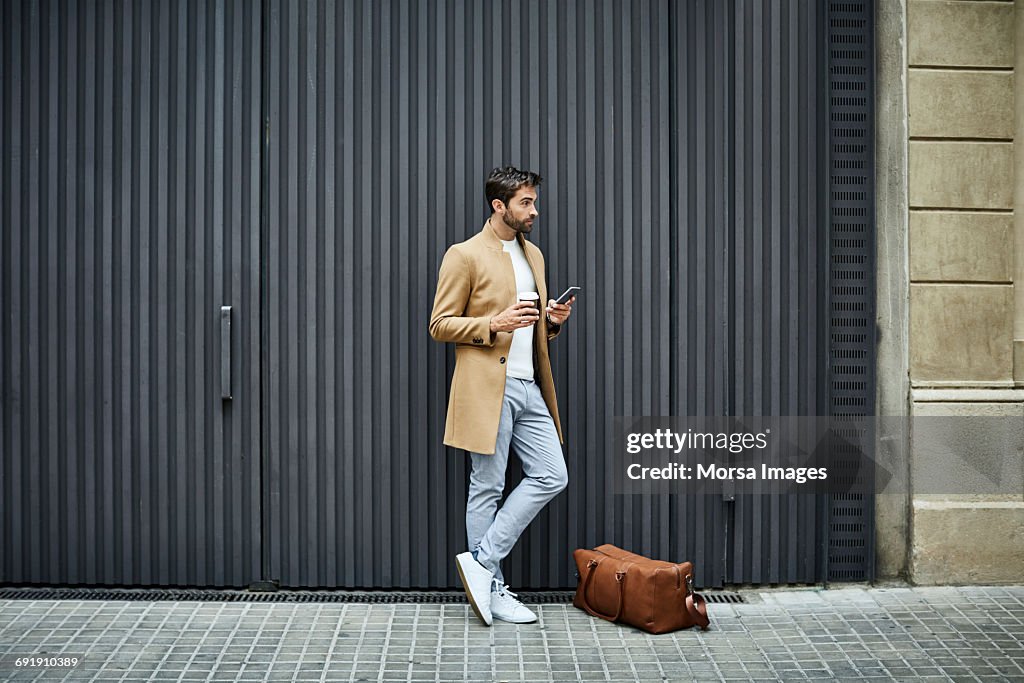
{"left": 221, "top": 305, "right": 232, "bottom": 399}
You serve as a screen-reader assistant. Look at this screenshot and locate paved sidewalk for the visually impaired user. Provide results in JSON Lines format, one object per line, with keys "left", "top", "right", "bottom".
{"left": 0, "top": 584, "right": 1022, "bottom": 682}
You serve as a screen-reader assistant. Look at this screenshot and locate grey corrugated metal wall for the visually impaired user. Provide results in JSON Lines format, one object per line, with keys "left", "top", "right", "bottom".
{"left": 262, "top": 0, "right": 835, "bottom": 590}
{"left": 700, "top": 0, "right": 833, "bottom": 584}
{"left": 0, "top": 0, "right": 264, "bottom": 586}
{"left": 1, "top": 0, "right": 872, "bottom": 590}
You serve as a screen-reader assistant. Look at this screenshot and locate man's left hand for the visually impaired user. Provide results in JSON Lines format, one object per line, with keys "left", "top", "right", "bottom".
{"left": 545, "top": 296, "right": 575, "bottom": 326}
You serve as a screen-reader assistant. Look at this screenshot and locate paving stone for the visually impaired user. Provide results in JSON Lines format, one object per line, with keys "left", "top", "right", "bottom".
{"left": 2, "top": 587, "right": 1024, "bottom": 681}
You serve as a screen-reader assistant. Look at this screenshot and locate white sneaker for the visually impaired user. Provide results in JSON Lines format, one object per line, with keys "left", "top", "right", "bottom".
{"left": 489, "top": 579, "right": 538, "bottom": 623}
{"left": 455, "top": 552, "right": 493, "bottom": 626}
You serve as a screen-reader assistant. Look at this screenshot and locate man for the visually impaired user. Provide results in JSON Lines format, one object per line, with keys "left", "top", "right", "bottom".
{"left": 429, "top": 166, "right": 575, "bottom": 626}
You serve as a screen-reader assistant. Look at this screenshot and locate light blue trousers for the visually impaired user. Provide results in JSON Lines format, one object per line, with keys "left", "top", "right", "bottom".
{"left": 467, "top": 377, "right": 569, "bottom": 586}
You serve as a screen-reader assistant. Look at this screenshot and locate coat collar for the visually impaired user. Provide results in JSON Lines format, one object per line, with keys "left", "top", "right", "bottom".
{"left": 480, "top": 215, "right": 546, "bottom": 306}
{"left": 480, "top": 216, "right": 527, "bottom": 252}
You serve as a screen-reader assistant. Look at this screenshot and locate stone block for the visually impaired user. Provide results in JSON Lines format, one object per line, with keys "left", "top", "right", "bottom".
{"left": 910, "top": 401, "right": 1024, "bottom": 496}
{"left": 910, "top": 284, "right": 1013, "bottom": 382}
{"left": 909, "top": 141, "right": 1013, "bottom": 209}
{"left": 909, "top": 211, "right": 1012, "bottom": 282}
{"left": 911, "top": 499, "right": 1024, "bottom": 584}
{"left": 908, "top": 1, "right": 1014, "bottom": 68}
{"left": 1016, "top": 341, "right": 1024, "bottom": 383}
{"left": 908, "top": 70, "right": 1013, "bottom": 139}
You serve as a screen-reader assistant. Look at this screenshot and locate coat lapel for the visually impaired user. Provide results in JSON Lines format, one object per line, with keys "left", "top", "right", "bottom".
{"left": 518, "top": 232, "right": 546, "bottom": 305}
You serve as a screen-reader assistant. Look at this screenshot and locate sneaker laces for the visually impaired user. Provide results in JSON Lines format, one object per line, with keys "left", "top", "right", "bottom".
{"left": 493, "top": 579, "right": 519, "bottom": 600}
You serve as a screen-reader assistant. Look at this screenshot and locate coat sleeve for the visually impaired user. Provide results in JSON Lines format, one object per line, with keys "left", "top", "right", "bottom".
{"left": 547, "top": 318, "right": 562, "bottom": 342}
{"left": 429, "top": 246, "right": 496, "bottom": 346}
{"left": 538, "top": 250, "right": 562, "bottom": 342}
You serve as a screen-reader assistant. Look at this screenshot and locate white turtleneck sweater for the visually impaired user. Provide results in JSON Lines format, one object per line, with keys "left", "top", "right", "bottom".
{"left": 499, "top": 237, "right": 536, "bottom": 381}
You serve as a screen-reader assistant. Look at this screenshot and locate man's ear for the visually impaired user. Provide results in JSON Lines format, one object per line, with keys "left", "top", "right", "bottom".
{"left": 491, "top": 199, "right": 505, "bottom": 214}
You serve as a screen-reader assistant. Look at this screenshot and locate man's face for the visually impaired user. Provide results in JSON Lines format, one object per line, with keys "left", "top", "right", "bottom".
{"left": 498, "top": 185, "right": 539, "bottom": 234}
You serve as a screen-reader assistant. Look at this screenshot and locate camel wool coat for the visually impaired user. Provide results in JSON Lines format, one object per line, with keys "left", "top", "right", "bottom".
{"left": 429, "top": 218, "right": 564, "bottom": 455}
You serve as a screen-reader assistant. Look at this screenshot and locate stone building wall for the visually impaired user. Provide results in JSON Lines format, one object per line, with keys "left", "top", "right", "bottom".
{"left": 878, "top": 0, "right": 1024, "bottom": 584}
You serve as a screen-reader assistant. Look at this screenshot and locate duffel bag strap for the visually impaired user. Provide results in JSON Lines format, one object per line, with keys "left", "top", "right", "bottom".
{"left": 578, "top": 558, "right": 626, "bottom": 622}
{"left": 684, "top": 574, "right": 710, "bottom": 630}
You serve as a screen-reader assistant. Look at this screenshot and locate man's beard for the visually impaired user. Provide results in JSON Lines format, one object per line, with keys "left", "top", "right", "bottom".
{"left": 502, "top": 212, "right": 532, "bottom": 234}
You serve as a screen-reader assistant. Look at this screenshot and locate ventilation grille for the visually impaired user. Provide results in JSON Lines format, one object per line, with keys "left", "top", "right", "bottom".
{"left": 827, "top": 0, "right": 875, "bottom": 583}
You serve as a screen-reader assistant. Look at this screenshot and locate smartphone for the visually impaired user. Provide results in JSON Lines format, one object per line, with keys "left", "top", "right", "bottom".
{"left": 555, "top": 286, "right": 580, "bottom": 304}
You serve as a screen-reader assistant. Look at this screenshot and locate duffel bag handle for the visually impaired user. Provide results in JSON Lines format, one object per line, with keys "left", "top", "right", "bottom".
{"left": 684, "top": 574, "right": 710, "bottom": 630}
{"left": 578, "top": 558, "right": 626, "bottom": 622}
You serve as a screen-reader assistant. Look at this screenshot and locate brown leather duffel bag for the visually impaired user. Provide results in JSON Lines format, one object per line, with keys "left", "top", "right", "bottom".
{"left": 572, "top": 544, "right": 710, "bottom": 634}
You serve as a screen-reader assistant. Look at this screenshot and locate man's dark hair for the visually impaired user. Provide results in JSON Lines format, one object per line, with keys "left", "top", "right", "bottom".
{"left": 485, "top": 166, "right": 543, "bottom": 212}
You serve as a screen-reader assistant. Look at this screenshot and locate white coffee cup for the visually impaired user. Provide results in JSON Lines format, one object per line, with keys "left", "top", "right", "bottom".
{"left": 518, "top": 291, "right": 540, "bottom": 305}
{"left": 518, "top": 291, "right": 540, "bottom": 322}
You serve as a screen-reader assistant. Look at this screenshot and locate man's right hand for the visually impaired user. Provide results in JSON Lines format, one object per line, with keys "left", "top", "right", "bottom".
{"left": 489, "top": 301, "right": 541, "bottom": 333}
